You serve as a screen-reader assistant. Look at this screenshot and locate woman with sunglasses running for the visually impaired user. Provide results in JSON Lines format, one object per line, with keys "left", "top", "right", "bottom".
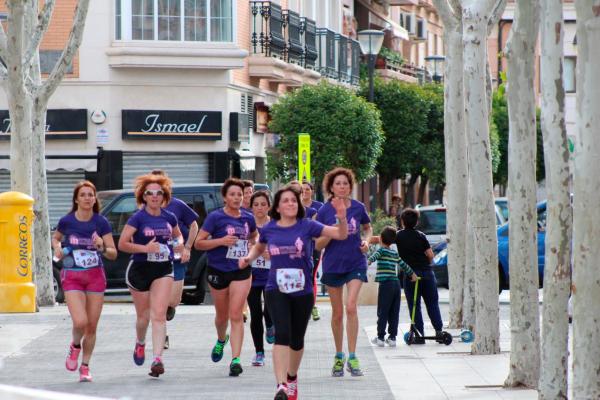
{"left": 240, "top": 185, "right": 348, "bottom": 400}
{"left": 118, "top": 173, "right": 184, "bottom": 378}
{"left": 52, "top": 181, "right": 117, "bottom": 382}
{"left": 195, "top": 178, "right": 257, "bottom": 377}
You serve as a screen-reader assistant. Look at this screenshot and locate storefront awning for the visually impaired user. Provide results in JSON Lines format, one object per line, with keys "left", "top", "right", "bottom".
{"left": 236, "top": 149, "right": 256, "bottom": 172}
{"left": 0, "top": 156, "right": 97, "bottom": 172}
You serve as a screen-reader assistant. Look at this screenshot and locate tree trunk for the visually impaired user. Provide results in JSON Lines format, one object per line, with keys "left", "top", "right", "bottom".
{"left": 572, "top": 1, "right": 600, "bottom": 398}
{"left": 461, "top": 0, "right": 500, "bottom": 355}
{"left": 32, "top": 102, "right": 55, "bottom": 306}
{"left": 6, "top": 1, "right": 32, "bottom": 194}
{"left": 462, "top": 220, "right": 476, "bottom": 331}
{"left": 504, "top": 0, "right": 541, "bottom": 388}
{"left": 405, "top": 174, "right": 419, "bottom": 207}
{"left": 538, "top": 1, "right": 571, "bottom": 398}
{"left": 432, "top": 0, "right": 468, "bottom": 329}
{"left": 417, "top": 174, "right": 429, "bottom": 205}
{"left": 377, "top": 176, "right": 392, "bottom": 211}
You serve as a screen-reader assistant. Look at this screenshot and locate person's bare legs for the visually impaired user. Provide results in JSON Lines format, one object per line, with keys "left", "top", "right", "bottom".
{"left": 81, "top": 293, "right": 104, "bottom": 365}
{"left": 327, "top": 286, "right": 345, "bottom": 353}
{"left": 65, "top": 291, "right": 87, "bottom": 346}
{"left": 149, "top": 277, "right": 172, "bottom": 358}
{"left": 345, "top": 279, "right": 363, "bottom": 354}
{"left": 272, "top": 344, "right": 289, "bottom": 383}
{"left": 210, "top": 286, "right": 230, "bottom": 341}
{"left": 129, "top": 289, "right": 150, "bottom": 343}
{"left": 228, "top": 278, "right": 252, "bottom": 358}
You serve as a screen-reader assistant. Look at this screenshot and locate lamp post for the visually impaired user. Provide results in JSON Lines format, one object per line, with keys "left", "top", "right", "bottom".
{"left": 357, "top": 29, "right": 384, "bottom": 101}
{"left": 425, "top": 55, "right": 446, "bottom": 83}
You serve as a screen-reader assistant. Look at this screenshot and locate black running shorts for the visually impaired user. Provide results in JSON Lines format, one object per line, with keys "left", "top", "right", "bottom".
{"left": 126, "top": 260, "right": 174, "bottom": 292}
{"left": 206, "top": 265, "right": 251, "bottom": 290}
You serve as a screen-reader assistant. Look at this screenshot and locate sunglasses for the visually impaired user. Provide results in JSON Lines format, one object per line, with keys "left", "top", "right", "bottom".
{"left": 144, "top": 189, "right": 164, "bottom": 197}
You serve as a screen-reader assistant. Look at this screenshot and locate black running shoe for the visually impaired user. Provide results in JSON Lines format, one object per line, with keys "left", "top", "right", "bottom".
{"left": 166, "top": 306, "right": 176, "bottom": 321}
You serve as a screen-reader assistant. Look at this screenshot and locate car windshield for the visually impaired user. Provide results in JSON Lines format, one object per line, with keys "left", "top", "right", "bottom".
{"left": 416, "top": 210, "right": 447, "bottom": 235}
{"left": 97, "top": 192, "right": 121, "bottom": 213}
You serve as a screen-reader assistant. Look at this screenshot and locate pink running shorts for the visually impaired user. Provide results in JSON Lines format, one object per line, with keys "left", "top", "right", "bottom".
{"left": 61, "top": 267, "right": 106, "bottom": 293}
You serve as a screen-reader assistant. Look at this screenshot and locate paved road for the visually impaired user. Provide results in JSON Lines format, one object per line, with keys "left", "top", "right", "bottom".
{"left": 0, "top": 304, "right": 393, "bottom": 400}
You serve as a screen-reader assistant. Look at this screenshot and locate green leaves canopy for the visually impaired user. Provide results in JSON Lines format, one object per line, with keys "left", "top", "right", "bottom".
{"left": 267, "top": 82, "right": 384, "bottom": 184}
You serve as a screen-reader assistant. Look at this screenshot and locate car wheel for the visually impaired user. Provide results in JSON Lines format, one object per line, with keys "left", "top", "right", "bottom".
{"left": 182, "top": 267, "right": 207, "bottom": 305}
{"left": 53, "top": 267, "right": 65, "bottom": 304}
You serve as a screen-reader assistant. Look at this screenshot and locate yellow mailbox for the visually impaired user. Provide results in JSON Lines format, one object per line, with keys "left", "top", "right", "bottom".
{"left": 0, "top": 191, "right": 36, "bottom": 313}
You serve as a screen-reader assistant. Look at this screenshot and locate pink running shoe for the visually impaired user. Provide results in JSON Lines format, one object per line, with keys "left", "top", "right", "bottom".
{"left": 65, "top": 343, "right": 81, "bottom": 371}
{"left": 133, "top": 342, "right": 145, "bottom": 366}
{"left": 79, "top": 365, "right": 92, "bottom": 382}
{"left": 287, "top": 376, "right": 298, "bottom": 400}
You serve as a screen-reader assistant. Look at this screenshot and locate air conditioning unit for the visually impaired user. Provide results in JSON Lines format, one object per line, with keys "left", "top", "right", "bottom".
{"left": 404, "top": 13, "right": 416, "bottom": 36}
{"left": 416, "top": 19, "right": 427, "bottom": 41}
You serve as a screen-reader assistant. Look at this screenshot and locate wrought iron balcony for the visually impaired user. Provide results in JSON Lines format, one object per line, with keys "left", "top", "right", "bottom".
{"left": 316, "top": 28, "right": 337, "bottom": 79}
{"left": 300, "top": 17, "right": 318, "bottom": 69}
{"left": 335, "top": 34, "right": 349, "bottom": 83}
{"left": 350, "top": 39, "right": 360, "bottom": 86}
{"left": 283, "top": 9, "right": 303, "bottom": 65}
{"left": 250, "top": 1, "right": 286, "bottom": 60}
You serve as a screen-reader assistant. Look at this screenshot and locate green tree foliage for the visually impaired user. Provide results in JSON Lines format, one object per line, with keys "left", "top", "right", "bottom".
{"left": 492, "top": 89, "right": 545, "bottom": 187}
{"left": 358, "top": 79, "right": 444, "bottom": 205}
{"left": 267, "top": 82, "right": 384, "bottom": 184}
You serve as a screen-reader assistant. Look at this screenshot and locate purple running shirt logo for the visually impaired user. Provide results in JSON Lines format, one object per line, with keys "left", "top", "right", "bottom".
{"left": 268, "top": 237, "right": 305, "bottom": 259}
{"left": 225, "top": 223, "right": 250, "bottom": 239}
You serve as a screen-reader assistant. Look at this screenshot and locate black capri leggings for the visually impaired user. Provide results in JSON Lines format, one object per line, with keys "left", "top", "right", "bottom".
{"left": 247, "top": 285, "right": 273, "bottom": 353}
{"left": 265, "top": 290, "right": 314, "bottom": 351}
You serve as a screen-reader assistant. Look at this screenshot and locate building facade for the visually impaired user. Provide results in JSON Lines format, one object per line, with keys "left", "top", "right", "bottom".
{"left": 0, "top": 0, "right": 359, "bottom": 224}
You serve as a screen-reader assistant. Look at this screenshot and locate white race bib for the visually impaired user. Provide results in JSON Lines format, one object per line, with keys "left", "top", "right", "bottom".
{"left": 276, "top": 268, "right": 305, "bottom": 294}
{"left": 226, "top": 239, "right": 249, "bottom": 260}
{"left": 252, "top": 256, "right": 271, "bottom": 270}
{"left": 72, "top": 249, "right": 99, "bottom": 268}
{"left": 147, "top": 243, "right": 171, "bottom": 262}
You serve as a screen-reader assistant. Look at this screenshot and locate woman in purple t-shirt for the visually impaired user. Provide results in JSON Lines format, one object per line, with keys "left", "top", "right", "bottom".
{"left": 316, "top": 167, "right": 373, "bottom": 378}
{"left": 239, "top": 185, "right": 348, "bottom": 400}
{"left": 52, "top": 181, "right": 117, "bottom": 382}
{"left": 247, "top": 190, "right": 274, "bottom": 367}
{"left": 195, "top": 178, "right": 257, "bottom": 377}
{"left": 118, "top": 173, "right": 184, "bottom": 378}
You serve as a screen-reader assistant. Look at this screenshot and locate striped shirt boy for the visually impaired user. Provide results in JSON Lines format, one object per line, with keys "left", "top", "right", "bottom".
{"left": 368, "top": 246, "right": 414, "bottom": 282}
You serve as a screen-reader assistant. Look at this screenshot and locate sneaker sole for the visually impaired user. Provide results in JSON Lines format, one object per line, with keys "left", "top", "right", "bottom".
{"left": 149, "top": 364, "right": 165, "bottom": 378}
{"left": 252, "top": 362, "right": 265, "bottom": 366}
{"left": 346, "top": 367, "right": 364, "bottom": 377}
{"left": 229, "top": 364, "right": 243, "bottom": 377}
{"left": 274, "top": 389, "right": 288, "bottom": 400}
{"left": 79, "top": 377, "right": 92, "bottom": 383}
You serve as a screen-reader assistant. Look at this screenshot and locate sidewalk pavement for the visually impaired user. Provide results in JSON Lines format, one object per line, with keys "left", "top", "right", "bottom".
{"left": 0, "top": 302, "right": 539, "bottom": 400}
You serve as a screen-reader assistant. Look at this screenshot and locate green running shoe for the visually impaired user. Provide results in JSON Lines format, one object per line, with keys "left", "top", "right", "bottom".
{"left": 331, "top": 356, "right": 345, "bottom": 377}
{"left": 346, "top": 357, "right": 364, "bottom": 377}
{"left": 211, "top": 334, "right": 229, "bottom": 363}
{"left": 311, "top": 306, "right": 320, "bottom": 321}
{"left": 229, "top": 357, "right": 243, "bottom": 377}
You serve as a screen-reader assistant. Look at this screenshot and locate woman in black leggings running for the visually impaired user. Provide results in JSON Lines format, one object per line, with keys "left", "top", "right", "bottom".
{"left": 247, "top": 190, "right": 275, "bottom": 366}
{"left": 240, "top": 185, "right": 348, "bottom": 400}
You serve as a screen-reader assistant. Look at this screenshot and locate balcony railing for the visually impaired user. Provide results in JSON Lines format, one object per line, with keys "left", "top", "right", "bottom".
{"left": 250, "top": 1, "right": 286, "bottom": 59}
{"left": 335, "top": 34, "right": 349, "bottom": 83}
{"left": 301, "top": 17, "right": 317, "bottom": 69}
{"left": 317, "top": 28, "right": 337, "bottom": 79}
{"left": 350, "top": 39, "right": 360, "bottom": 86}
{"left": 283, "top": 9, "right": 303, "bottom": 65}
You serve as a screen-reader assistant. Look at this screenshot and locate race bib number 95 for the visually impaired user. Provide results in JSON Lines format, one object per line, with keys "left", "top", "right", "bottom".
{"left": 148, "top": 243, "right": 171, "bottom": 262}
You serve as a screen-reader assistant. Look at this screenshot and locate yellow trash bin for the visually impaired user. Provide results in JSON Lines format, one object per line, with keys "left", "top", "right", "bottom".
{"left": 0, "top": 191, "right": 36, "bottom": 313}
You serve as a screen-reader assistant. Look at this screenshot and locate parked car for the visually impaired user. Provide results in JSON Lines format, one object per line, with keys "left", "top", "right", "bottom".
{"left": 52, "top": 183, "right": 268, "bottom": 304}
{"left": 432, "top": 201, "right": 546, "bottom": 291}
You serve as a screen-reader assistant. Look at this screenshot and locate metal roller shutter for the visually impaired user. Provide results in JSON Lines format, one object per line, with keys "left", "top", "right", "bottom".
{"left": 0, "top": 171, "right": 85, "bottom": 227}
{"left": 122, "top": 153, "right": 209, "bottom": 188}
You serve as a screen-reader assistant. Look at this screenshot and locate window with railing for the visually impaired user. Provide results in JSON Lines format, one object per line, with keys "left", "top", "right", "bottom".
{"left": 301, "top": 17, "right": 317, "bottom": 69}
{"left": 317, "top": 28, "right": 336, "bottom": 79}
{"left": 250, "top": 1, "right": 286, "bottom": 59}
{"left": 335, "top": 34, "right": 349, "bottom": 83}
{"left": 350, "top": 39, "right": 360, "bottom": 86}
{"left": 115, "top": 0, "right": 233, "bottom": 42}
{"left": 283, "top": 9, "right": 303, "bottom": 65}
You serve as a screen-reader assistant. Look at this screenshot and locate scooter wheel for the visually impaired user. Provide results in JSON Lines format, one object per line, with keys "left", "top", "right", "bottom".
{"left": 441, "top": 331, "right": 453, "bottom": 345}
{"left": 404, "top": 332, "right": 412, "bottom": 345}
{"left": 460, "top": 330, "right": 474, "bottom": 343}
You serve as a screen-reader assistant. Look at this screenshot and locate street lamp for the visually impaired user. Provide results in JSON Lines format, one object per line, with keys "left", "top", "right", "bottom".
{"left": 425, "top": 55, "right": 445, "bottom": 83}
{"left": 357, "top": 29, "right": 384, "bottom": 101}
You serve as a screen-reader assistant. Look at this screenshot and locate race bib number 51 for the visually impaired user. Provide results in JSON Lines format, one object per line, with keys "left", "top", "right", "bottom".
{"left": 276, "top": 268, "right": 305, "bottom": 294}
{"left": 252, "top": 256, "right": 271, "bottom": 270}
{"left": 226, "top": 239, "right": 249, "bottom": 260}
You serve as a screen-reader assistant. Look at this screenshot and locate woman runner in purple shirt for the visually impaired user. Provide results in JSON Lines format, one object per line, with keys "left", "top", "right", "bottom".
{"left": 52, "top": 181, "right": 117, "bottom": 382}
{"left": 316, "top": 167, "right": 373, "bottom": 378}
{"left": 195, "top": 178, "right": 258, "bottom": 377}
{"left": 240, "top": 185, "right": 348, "bottom": 400}
{"left": 247, "top": 190, "right": 275, "bottom": 367}
{"left": 118, "top": 173, "right": 185, "bottom": 378}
